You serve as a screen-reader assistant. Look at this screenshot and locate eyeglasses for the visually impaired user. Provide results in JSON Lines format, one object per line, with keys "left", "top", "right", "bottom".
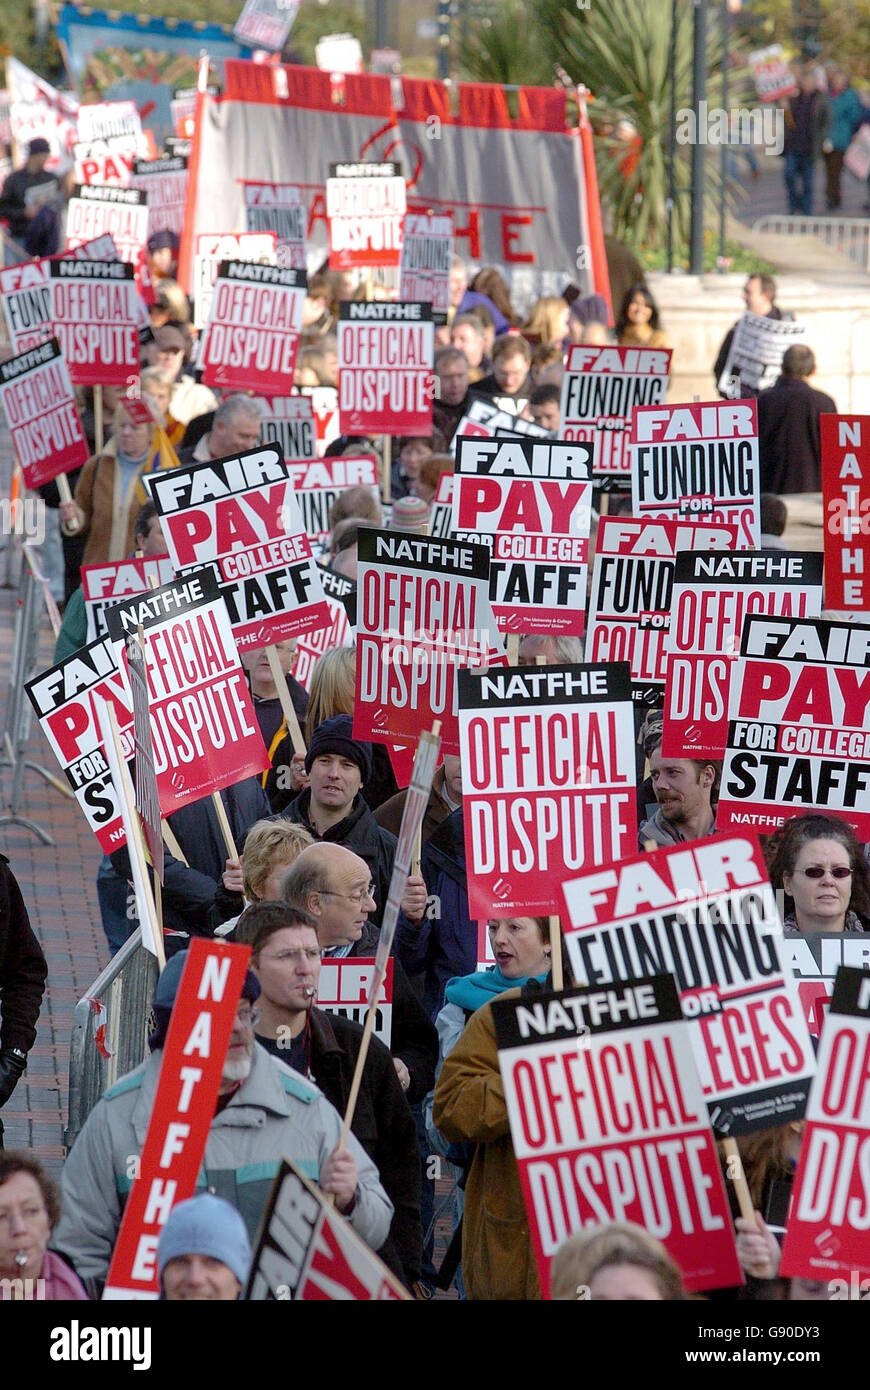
{"left": 798, "top": 866, "right": 852, "bottom": 879}
{"left": 260, "top": 948, "right": 321, "bottom": 965}
{"left": 322, "top": 884, "right": 377, "bottom": 906}
{"left": 235, "top": 1007, "right": 261, "bottom": 1028}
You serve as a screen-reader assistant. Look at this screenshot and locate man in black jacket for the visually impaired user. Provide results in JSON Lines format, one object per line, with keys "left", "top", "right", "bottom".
{"left": 282, "top": 842, "right": 438, "bottom": 1106}
{"left": 758, "top": 344, "right": 837, "bottom": 495}
{"left": 279, "top": 715, "right": 396, "bottom": 928}
{"left": 713, "top": 274, "right": 789, "bottom": 399}
{"left": 0, "top": 856, "right": 48, "bottom": 1148}
{"left": 244, "top": 903, "right": 422, "bottom": 1292}
{"left": 0, "top": 138, "right": 58, "bottom": 245}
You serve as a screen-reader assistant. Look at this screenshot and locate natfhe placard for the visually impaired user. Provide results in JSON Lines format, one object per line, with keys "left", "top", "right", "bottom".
{"left": 104, "top": 568, "right": 269, "bottom": 817}
{"left": 631, "top": 399, "right": 760, "bottom": 548}
{"left": 560, "top": 832, "right": 816, "bottom": 1136}
{"left": 65, "top": 183, "right": 148, "bottom": 268}
{"left": 785, "top": 933, "right": 870, "bottom": 1041}
{"left": 661, "top": 549, "right": 824, "bottom": 760}
{"left": 326, "top": 161, "right": 406, "bottom": 269}
{"left": 338, "top": 301, "right": 434, "bottom": 437}
{"left": 130, "top": 155, "right": 188, "bottom": 237}
{"left": 317, "top": 958, "right": 393, "bottom": 1047}
{"left": 25, "top": 636, "right": 133, "bottom": 853}
{"left": 560, "top": 344, "right": 672, "bottom": 476}
{"left": 353, "top": 526, "right": 505, "bottom": 755}
{"left": 49, "top": 258, "right": 139, "bottom": 386}
{"left": 200, "top": 261, "right": 306, "bottom": 394}
{"left": 242, "top": 181, "right": 307, "bottom": 268}
{"left": 82, "top": 554, "right": 176, "bottom": 643}
{"left": 146, "top": 445, "right": 330, "bottom": 650}
{"left": 399, "top": 213, "right": 452, "bottom": 322}
{"left": 194, "top": 230, "right": 276, "bottom": 331}
{"left": 73, "top": 136, "right": 138, "bottom": 188}
{"left": 260, "top": 395, "right": 316, "bottom": 462}
{"left": 284, "top": 454, "right": 379, "bottom": 545}
{"left": 492, "top": 976, "right": 742, "bottom": 1297}
{"left": 0, "top": 338, "right": 89, "bottom": 487}
{"left": 452, "top": 437, "right": 593, "bottom": 637}
{"left": 458, "top": 662, "right": 637, "bottom": 919}
{"left": 718, "top": 615, "right": 870, "bottom": 839}
{"left": 780, "top": 967, "right": 870, "bottom": 1284}
{"left": 820, "top": 414, "right": 870, "bottom": 612}
{"left": 585, "top": 516, "right": 739, "bottom": 704}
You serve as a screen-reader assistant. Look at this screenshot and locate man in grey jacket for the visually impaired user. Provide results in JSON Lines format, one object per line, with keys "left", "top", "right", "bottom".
{"left": 638, "top": 735, "right": 719, "bottom": 850}
{"left": 53, "top": 956, "right": 392, "bottom": 1285}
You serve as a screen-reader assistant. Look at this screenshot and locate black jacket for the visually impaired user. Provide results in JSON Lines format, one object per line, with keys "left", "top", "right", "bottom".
{"left": 757, "top": 375, "right": 838, "bottom": 495}
{"left": 0, "top": 855, "right": 47, "bottom": 1055}
{"left": 280, "top": 789, "right": 397, "bottom": 928}
{"left": 339, "top": 919, "right": 438, "bottom": 1106}
{"left": 260, "top": 1008, "right": 422, "bottom": 1286}
{"left": 266, "top": 735, "right": 397, "bottom": 818}
{"left": 0, "top": 168, "right": 57, "bottom": 241}
{"left": 111, "top": 777, "right": 271, "bottom": 944}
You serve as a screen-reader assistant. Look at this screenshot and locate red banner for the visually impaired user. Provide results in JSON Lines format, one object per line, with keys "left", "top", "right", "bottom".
{"left": 338, "top": 301, "right": 433, "bottom": 437}
{"left": 780, "top": 967, "right": 870, "bottom": 1284}
{"left": 104, "top": 939, "right": 251, "bottom": 1298}
{"left": 49, "top": 259, "right": 140, "bottom": 386}
{"left": 821, "top": 414, "right": 870, "bottom": 612}
{"left": 200, "top": 261, "right": 305, "bottom": 394}
{"left": 0, "top": 339, "right": 89, "bottom": 488}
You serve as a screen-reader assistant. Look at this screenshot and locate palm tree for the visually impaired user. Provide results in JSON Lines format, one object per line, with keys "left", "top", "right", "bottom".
{"left": 459, "top": 0, "right": 745, "bottom": 252}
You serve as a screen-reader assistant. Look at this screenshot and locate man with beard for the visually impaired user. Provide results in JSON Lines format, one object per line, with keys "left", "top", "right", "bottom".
{"left": 638, "top": 736, "right": 719, "bottom": 849}
{"left": 54, "top": 953, "right": 392, "bottom": 1289}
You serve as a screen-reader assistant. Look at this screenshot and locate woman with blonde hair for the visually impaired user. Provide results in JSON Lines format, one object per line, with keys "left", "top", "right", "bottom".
{"left": 210, "top": 818, "right": 315, "bottom": 933}
{"left": 58, "top": 399, "right": 179, "bottom": 565}
{"left": 520, "top": 295, "right": 570, "bottom": 348}
{"left": 550, "top": 1223, "right": 689, "bottom": 1301}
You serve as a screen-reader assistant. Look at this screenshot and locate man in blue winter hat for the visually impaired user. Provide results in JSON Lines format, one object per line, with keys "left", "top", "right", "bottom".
{"left": 158, "top": 1193, "right": 252, "bottom": 1301}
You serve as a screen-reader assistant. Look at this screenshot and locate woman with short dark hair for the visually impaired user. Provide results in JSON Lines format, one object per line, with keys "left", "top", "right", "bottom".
{"left": 0, "top": 1152, "right": 88, "bottom": 1299}
{"left": 765, "top": 813, "right": 870, "bottom": 934}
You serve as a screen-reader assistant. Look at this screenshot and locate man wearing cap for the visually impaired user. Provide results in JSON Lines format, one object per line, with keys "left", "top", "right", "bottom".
{"left": 278, "top": 715, "right": 398, "bottom": 929}
{"left": 158, "top": 1194, "right": 251, "bottom": 1300}
{"left": 143, "top": 325, "right": 218, "bottom": 427}
{"left": 53, "top": 952, "right": 392, "bottom": 1287}
{"left": 0, "top": 138, "right": 58, "bottom": 246}
{"left": 147, "top": 228, "right": 180, "bottom": 285}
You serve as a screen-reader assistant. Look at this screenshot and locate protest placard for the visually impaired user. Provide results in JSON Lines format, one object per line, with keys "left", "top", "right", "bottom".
{"left": 235, "top": 0, "right": 299, "bottom": 52}
{"left": 294, "top": 599, "right": 353, "bottom": 691}
{"left": 561, "top": 832, "right": 816, "bottom": 1135}
{"left": 430, "top": 471, "right": 454, "bottom": 540}
{"left": 298, "top": 385, "right": 340, "bottom": 456}
{"left": 49, "top": 258, "right": 140, "bottom": 386}
{"left": 785, "top": 934, "right": 870, "bottom": 1041}
{"left": 316, "top": 958, "right": 393, "bottom": 1047}
{"left": 73, "top": 137, "right": 138, "bottom": 187}
{"left": 326, "top": 161, "right": 406, "bottom": 270}
{"left": 631, "top": 399, "right": 760, "bottom": 548}
{"left": 717, "top": 615, "right": 870, "bottom": 839}
{"left": 0, "top": 339, "right": 89, "bottom": 488}
{"left": 242, "top": 181, "right": 307, "bottom": 268}
{"left": 717, "top": 314, "right": 807, "bottom": 398}
{"left": 820, "top": 414, "right": 870, "bottom": 611}
{"left": 354, "top": 527, "right": 505, "bottom": 754}
{"left": 780, "top": 967, "right": 870, "bottom": 1284}
{"left": 125, "top": 630, "right": 164, "bottom": 886}
{"left": 104, "top": 569, "right": 269, "bottom": 817}
{"left": 77, "top": 100, "right": 143, "bottom": 145}
{"left": 260, "top": 395, "right": 316, "bottom": 462}
{"left": 284, "top": 455, "right": 379, "bottom": 546}
{"left": 452, "top": 437, "right": 593, "bottom": 636}
{"left": 458, "top": 662, "right": 636, "bottom": 919}
{"left": 585, "top": 517, "right": 739, "bottom": 704}
{"left": 26, "top": 636, "right": 133, "bottom": 853}
{"left": 492, "top": 975, "right": 742, "bottom": 1296}
{"left": 130, "top": 156, "right": 188, "bottom": 237}
{"left": 451, "top": 399, "right": 550, "bottom": 453}
{"left": 194, "top": 231, "right": 276, "bottom": 331}
{"left": 399, "top": 213, "right": 452, "bottom": 322}
{"left": 246, "top": 1160, "right": 408, "bottom": 1300}
{"left": 338, "top": 301, "right": 434, "bottom": 437}
{"left": 0, "top": 235, "right": 118, "bottom": 354}
{"left": 560, "top": 344, "right": 672, "bottom": 476}
{"left": 661, "top": 550, "right": 824, "bottom": 759}
{"left": 146, "top": 445, "right": 331, "bottom": 650}
{"left": 83, "top": 556, "right": 176, "bottom": 643}
{"left": 748, "top": 45, "right": 798, "bottom": 102}
{"left": 103, "top": 939, "right": 252, "bottom": 1298}
{"left": 65, "top": 184, "right": 149, "bottom": 270}
{"left": 200, "top": 261, "right": 306, "bottom": 394}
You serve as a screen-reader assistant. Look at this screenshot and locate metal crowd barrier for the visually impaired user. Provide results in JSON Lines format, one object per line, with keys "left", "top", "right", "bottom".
{"left": 752, "top": 214, "right": 870, "bottom": 272}
{"left": 65, "top": 928, "right": 159, "bottom": 1151}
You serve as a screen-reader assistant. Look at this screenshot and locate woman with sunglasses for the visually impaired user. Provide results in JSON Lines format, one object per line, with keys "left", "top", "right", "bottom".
{"left": 765, "top": 813, "right": 870, "bottom": 934}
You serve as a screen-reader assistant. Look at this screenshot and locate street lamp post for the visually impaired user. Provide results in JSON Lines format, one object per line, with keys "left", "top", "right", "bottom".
{"left": 689, "top": 0, "right": 708, "bottom": 275}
